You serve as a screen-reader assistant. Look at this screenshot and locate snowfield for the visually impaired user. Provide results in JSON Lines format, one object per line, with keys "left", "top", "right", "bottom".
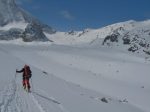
{"left": 0, "top": 0, "right": 150, "bottom": 111}
{"left": 0, "top": 42, "right": 150, "bottom": 112}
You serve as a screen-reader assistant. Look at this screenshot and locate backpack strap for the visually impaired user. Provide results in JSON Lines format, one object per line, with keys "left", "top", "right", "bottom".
{"left": 24, "top": 65, "right": 29, "bottom": 76}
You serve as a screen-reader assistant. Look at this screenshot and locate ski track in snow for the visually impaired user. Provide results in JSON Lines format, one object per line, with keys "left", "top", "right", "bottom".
{"left": 0, "top": 81, "right": 18, "bottom": 112}
{"left": 0, "top": 79, "right": 145, "bottom": 112}
{"left": 0, "top": 79, "right": 67, "bottom": 112}
{"left": 0, "top": 46, "right": 67, "bottom": 112}
{"left": 0, "top": 80, "right": 29, "bottom": 112}
{"left": 30, "top": 94, "right": 46, "bottom": 112}
{"left": 31, "top": 92, "right": 69, "bottom": 112}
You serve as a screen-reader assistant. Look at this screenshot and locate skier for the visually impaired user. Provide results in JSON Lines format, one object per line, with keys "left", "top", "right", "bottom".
{"left": 16, "top": 64, "right": 32, "bottom": 92}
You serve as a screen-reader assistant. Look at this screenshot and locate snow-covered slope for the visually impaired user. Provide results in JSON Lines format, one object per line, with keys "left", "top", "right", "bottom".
{"left": 0, "top": 43, "right": 150, "bottom": 112}
{"left": 46, "top": 20, "right": 150, "bottom": 44}
{"left": 46, "top": 20, "right": 150, "bottom": 55}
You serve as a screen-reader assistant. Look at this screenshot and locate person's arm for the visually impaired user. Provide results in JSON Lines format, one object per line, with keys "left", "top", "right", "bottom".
{"left": 16, "top": 68, "right": 24, "bottom": 73}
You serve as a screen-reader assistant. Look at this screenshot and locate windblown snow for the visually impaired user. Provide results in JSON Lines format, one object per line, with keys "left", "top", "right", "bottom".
{"left": 0, "top": 42, "right": 150, "bottom": 112}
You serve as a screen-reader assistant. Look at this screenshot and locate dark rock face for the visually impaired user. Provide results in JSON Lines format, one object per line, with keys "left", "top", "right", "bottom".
{"left": 102, "top": 33, "right": 119, "bottom": 45}
{"left": 102, "top": 27, "right": 150, "bottom": 55}
{"left": 66, "top": 30, "right": 76, "bottom": 35}
{"left": 101, "top": 97, "right": 108, "bottom": 103}
{"left": 22, "top": 22, "right": 49, "bottom": 42}
{"left": 41, "top": 24, "right": 56, "bottom": 34}
{"left": 0, "top": 28, "right": 23, "bottom": 40}
{"left": 143, "top": 50, "right": 150, "bottom": 55}
{"left": 78, "top": 29, "right": 90, "bottom": 37}
{"left": 0, "top": 22, "right": 54, "bottom": 42}
{"left": 128, "top": 44, "right": 139, "bottom": 52}
{"left": 122, "top": 33, "right": 131, "bottom": 45}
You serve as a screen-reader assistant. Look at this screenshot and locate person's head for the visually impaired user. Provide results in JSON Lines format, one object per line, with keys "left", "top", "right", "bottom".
{"left": 24, "top": 64, "right": 28, "bottom": 68}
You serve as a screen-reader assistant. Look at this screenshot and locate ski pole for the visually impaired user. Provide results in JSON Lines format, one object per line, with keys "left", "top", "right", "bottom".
{"left": 14, "top": 70, "right": 17, "bottom": 89}
{"left": 31, "top": 78, "right": 34, "bottom": 92}
{"left": 15, "top": 69, "right": 18, "bottom": 79}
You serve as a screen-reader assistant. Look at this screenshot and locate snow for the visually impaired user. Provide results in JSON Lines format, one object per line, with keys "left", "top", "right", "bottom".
{"left": 0, "top": 43, "right": 149, "bottom": 112}
{"left": 0, "top": 1, "right": 149, "bottom": 111}
{"left": 45, "top": 20, "right": 150, "bottom": 46}
{"left": 0, "top": 22, "right": 28, "bottom": 31}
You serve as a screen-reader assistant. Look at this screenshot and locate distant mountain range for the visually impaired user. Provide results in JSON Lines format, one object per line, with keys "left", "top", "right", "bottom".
{"left": 46, "top": 20, "right": 150, "bottom": 55}
{"left": 0, "top": 0, "right": 149, "bottom": 55}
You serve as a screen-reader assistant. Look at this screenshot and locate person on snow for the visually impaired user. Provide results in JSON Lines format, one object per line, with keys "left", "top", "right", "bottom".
{"left": 16, "top": 64, "right": 32, "bottom": 92}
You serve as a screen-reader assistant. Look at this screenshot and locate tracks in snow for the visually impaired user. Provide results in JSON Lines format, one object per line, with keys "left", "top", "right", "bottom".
{"left": 0, "top": 81, "right": 18, "bottom": 112}
{"left": 30, "top": 90, "right": 70, "bottom": 112}
{"left": 0, "top": 80, "right": 69, "bottom": 112}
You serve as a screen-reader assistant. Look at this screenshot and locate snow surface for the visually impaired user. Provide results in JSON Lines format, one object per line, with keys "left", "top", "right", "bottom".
{"left": 0, "top": 22, "right": 28, "bottom": 31}
{"left": 0, "top": 42, "right": 150, "bottom": 112}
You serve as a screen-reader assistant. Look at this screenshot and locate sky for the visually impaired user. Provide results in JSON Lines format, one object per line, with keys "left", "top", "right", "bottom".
{"left": 16, "top": 0, "right": 150, "bottom": 31}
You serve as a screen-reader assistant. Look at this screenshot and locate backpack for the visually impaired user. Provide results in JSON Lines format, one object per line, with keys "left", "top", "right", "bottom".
{"left": 24, "top": 65, "right": 32, "bottom": 78}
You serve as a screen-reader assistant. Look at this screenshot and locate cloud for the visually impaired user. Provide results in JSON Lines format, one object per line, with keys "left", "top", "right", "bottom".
{"left": 60, "top": 10, "right": 75, "bottom": 20}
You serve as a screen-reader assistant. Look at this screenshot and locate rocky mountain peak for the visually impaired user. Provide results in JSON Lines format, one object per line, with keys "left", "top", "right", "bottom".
{"left": 0, "top": 0, "right": 55, "bottom": 42}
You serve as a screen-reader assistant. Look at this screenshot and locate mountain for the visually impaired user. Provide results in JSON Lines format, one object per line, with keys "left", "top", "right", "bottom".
{"left": 101, "top": 20, "right": 150, "bottom": 55}
{"left": 46, "top": 20, "right": 150, "bottom": 55}
{"left": 0, "top": 0, "right": 55, "bottom": 41}
{"left": 0, "top": 0, "right": 149, "bottom": 55}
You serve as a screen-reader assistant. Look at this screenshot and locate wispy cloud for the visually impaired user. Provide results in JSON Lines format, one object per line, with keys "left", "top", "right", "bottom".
{"left": 60, "top": 10, "right": 75, "bottom": 20}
